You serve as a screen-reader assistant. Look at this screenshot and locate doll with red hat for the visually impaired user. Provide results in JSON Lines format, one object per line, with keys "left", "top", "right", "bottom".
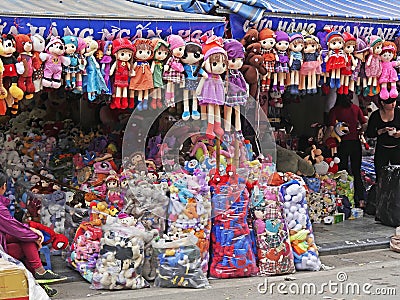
{"left": 379, "top": 41, "right": 400, "bottom": 100}
{"left": 223, "top": 39, "right": 247, "bottom": 142}
{"left": 259, "top": 28, "right": 276, "bottom": 91}
{"left": 339, "top": 32, "right": 357, "bottom": 94}
{"left": 273, "top": 31, "right": 290, "bottom": 93}
{"left": 365, "top": 35, "right": 383, "bottom": 96}
{"left": 325, "top": 29, "right": 346, "bottom": 89}
{"left": 163, "top": 34, "right": 186, "bottom": 108}
{"left": 196, "top": 43, "right": 228, "bottom": 139}
{"left": 109, "top": 38, "right": 135, "bottom": 109}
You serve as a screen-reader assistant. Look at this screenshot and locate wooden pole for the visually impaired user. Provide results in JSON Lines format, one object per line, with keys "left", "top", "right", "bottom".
{"left": 215, "top": 137, "right": 221, "bottom": 172}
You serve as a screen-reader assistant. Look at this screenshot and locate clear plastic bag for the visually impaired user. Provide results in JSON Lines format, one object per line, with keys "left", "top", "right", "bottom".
{"left": 64, "top": 205, "right": 89, "bottom": 244}
{"left": 152, "top": 235, "right": 209, "bottom": 288}
{"left": 40, "top": 191, "right": 66, "bottom": 234}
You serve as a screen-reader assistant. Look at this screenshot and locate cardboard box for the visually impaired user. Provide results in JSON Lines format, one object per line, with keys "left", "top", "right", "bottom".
{"left": 0, "top": 258, "right": 29, "bottom": 300}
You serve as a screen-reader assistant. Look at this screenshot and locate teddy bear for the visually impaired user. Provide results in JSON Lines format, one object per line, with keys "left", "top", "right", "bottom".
{"left": 241, "top": 49, "right": 267, "bottom": 100}
{"left": 240, "top": 28, "right": 259, "bottom": 48}
{"left": 14, "top": 34, "right": 35, "bottom": 99}
{"left": 40, "top": 36, "right": 71, "bottom": 89}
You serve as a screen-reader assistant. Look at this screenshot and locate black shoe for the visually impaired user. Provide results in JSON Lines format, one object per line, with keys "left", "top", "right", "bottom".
{"left": 42, "top": 284, "right": 58, "bottom": 297}
{"left": 35, "top": 270, "right": 68, "bottom": 284}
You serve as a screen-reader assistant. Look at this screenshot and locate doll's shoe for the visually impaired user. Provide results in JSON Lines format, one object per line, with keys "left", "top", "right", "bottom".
{"left": 128, "top": 98, "right": 135, "bottom": 109}
{"left": 299, "top": 89, "right": 306, "bottom": 96}
{"left": 272, "top": 84, "right": 278, "bottom": 92}
{"left": 389, "top": 87, "right": 398, "bottom": 98}
{"left": 355, "top": 85, "right": 361, "bottom": 95}
{"left": 337, "top": 85, "right": 344, "bottom": 94}
{"left": 142, "top": 99, "right": 148, "bottom": 110}
{"left": 157, "top": 98, "right": 163, "bottom": 109}
{"left": 335, "top": 78, "right": 341, "bottom": 88}
{"left": 120, "top": 97, "right": 128, "bottom": 109}
{"left": 150, "top": 98, "right": 157, "bottom": 110}
{"left": 114, "top": 97, "right": 122, "bottom": 109}
{"left": 343, "top": 85, "right": 349, "bottom": 94}
{"left": 182, "top": 111, "right": 190, "bottom": 121}
{"left": 223, "top": 132, "right": 232, "bottom": 144}
{"left": 206, "top": 123, "right": 215, "bottom": 139}
{"left": 329, "top": 78, "right": 336, "bottom": 89}
{"left": 88, "top": 93, "right": 96, "bottom": 101}
{"left": 279, "top": 85, "right": 285, "bottom": 93}
{"left": 312, "top": 88, "right": 318, "bottom": 94}
{"left": 136, "top": 101, "right": 143, "bottom": 111}
{"left": 363, "top": 86, "right": 370, "bottom": 97}
{"left": 213, "top": 122, "right": 225, "bottom": 138}
{"left": 191, "top": 110, "right": 200, "bottom": 120}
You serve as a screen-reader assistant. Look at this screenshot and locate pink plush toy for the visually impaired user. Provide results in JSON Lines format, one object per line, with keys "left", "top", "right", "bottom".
{"left": 40, "top": 36, "right": 70, "bottom": 89}
{"left": 378, "top": 41, "right": 399, "bottom": 100}
{"left": 365, "top": 35, "right": 383, "bottom": 96}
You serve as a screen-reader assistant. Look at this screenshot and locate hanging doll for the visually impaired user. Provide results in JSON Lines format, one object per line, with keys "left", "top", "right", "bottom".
{"left": 129, "top": 38, "right": 154, "bottom": 111}
{"left": 0, "top": 42, "right": 7, "bottom": 115}
{"left": 365, "top": 35, "right": 383, "bottom": 96}
{"left": 339, "top": 32, "right": 357, "bottom": 95}
{"left": 31, "top": 34, "right": 45, "bottom": 92}
{"left": 75, "top": 37, "right": 88, "bottom": 93}
{"left": 83, "top": 37, "right": 108, "bottom": 101}
{"left": 181, "top": 42, "right": 206, "bottom": 121}
{"left": 351, "top": 37, "right": 369, "bottom": 95}
{"left": 61, "top": 36, "right": 79, "bottom": 90}
{"left": 196, "top": 46, "right": 228, "bottom": 139}
{"left": 316, "top": 30, "right": 328, "bottom": 87}
{"left": 325, "top": 29, "right": 346, "bottom": 89}
{"left": 14, "top": 34, "right": 35, "bottom": 100}
{"left": 150, "top": 38, "right": 169, "bottom": 110}
{"left": 100, "top": 41, "right": 113, "bottom": 95}
{"left": 273, "top": 31, "right": 290, "bottom": 93}
{"left": 259, "top": 28, "right": 276, "bottom": 91}
{"left": 288, "top": 32, "right": 304, "bottom": 95}
{"left": 163, "top": 34, "right": 186, "bottom": 108}
{"left": 223, "top": 39, "right": 247, "bottom": 142}
{"left": 300, "top": 34, "right": 321, "bottom": 94}
{"left": 378, "top": 41, "right": 400, "bottom": 100}
{"left": 109, "top": 38, "right": 135, "bottom": 109}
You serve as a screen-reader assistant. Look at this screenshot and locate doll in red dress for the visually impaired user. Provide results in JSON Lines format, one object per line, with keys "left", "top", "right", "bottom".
{"left": 339, "top": 32, "right": 357, "bottom": 95}
{"left": 325, "top": 30, "right": 346, "bottom": 89}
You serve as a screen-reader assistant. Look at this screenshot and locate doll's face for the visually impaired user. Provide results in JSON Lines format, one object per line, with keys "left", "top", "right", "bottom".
{"left": 276, "top": 40, "right": 289, "bottom": 51}
{"left": 23, "top": 41, "right": 33, "bottom": 52}
{"left": 172, "top": 46, "right": 185, "bottom": 58}
{"left": 289, "top": 40, "right": 304, "bottom": 52}
{"left": 65, "top": 43, "right": 76, "bottom": 55}
{"left": 344, "top": 42, "right": 355, "bottom": 54}
{"left": 304, "top": 42, "right": 317, "bottom": 54}
{"left": 105, "top": 44, "right": 112, "bottom": 56}
{"left": 228, "top": 57, "right": 243, "bottom": 70}
{"left": 260, "top": 38, "right": 276, "bottom": 50}
{"left": 328, "top": 38, "right": 344, "bottom": 50}
{"left": 381, "top": 51, "right": 394, "bottom": 62}
{"left": 116, "top": 49, "right": 133, "bottom": 61}
{"left": 204, "top": 53, "right": 227, "bottom": 75}
{"left": 155, "top": 49, "right": 168, "bottom": 61}
{"left": 136, "top": 46, "right": 152, "bottom": 61}
{"left": 181, "top": 50, "right": 203, "bottom": 65}
{"left": 107, "top": 179, "right": 118, "bottom": 189}
{"left": 374, "top": 43, "right": 383, "bottom": 54}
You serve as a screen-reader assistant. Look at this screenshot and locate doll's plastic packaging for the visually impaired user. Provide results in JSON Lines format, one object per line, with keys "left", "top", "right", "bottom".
{"left": 152, "top": 235, "right": 209, "bottom": 288}
{"left": 64, "top": 205, "right": 89, "bottom": 244}
{"left": 250, "top": 185, "right": 295, "bottom": 275}
{"left": 40, "top": 190, "right": 66, "bottom": 234}
{"left": 279, "top": 180, "right": 321, "bottom": 271}
{"left": 91, "top": 223, "right": 149, "bottom": 290}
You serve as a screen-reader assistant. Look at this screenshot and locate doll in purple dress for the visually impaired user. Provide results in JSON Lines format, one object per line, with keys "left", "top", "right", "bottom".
{"left": 223, "top": 39, "right": 247, "bottom": 142}
{"left": 273, "top": 31, "right": 290, "bottom": 93}
{"left": 100, "top": 41, "right": 113, "bottom": 95}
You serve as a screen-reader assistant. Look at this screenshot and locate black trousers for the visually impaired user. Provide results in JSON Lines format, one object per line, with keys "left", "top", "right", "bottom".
{"left": 374, "top": 144, "right": 400, "bottom": 181}
{"left": 337, "top": 140, "right": 366, "bottom": 205}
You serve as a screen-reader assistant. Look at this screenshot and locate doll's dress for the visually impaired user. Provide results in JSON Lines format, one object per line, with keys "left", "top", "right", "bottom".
{"left": 197, "top": 73, "right": 224, "bottom": 106}
{"left": 83, "top": 56, "right": 108, "bottom": 98}
{"left": 99, "top": 55, "right": 112, "bottom": 94}
{"left": 275, "top": 51, "right": 289, "bottom": 73}
{"left": 114, "top": 60, "right": 130, "bottom": 88}
{"left": 183, "top": 64, "right": 205, "bottom": 91}
{"left": 289, "top": 51, "right": 302, "bottom": 71}
{"left": 261, "top": 48, "right": 276, "bottom": 72}
{"left": 152, "top": 60, "right": 164, "bottom": 88}
{"left": 163, "top": 56, "right": 185, "bottom": 84}
{"left": 341, "top": 54, "right": 353, "bottom": 76}
{"left": 351, "top": 60, "right": 363, "bottom": 81}
{"left": 379, "top": 61, "right": 398, "bottom": 84}
{"left": 365, "top": 54, "right": 382, "bottom": 78}
{"left": 300, "top": 52, "right": 321, "bottom": 75}
{"left": 64, "top": 53, "right": 79, "bottom": 73}
{"left": 129, "top": 61, "right": 154, "bottom": 90}
{"left": 226, "top": 69, "right": 247, "bottom": 106}
{"left": 326, "top": 49, "right": 346, "bottom": 72}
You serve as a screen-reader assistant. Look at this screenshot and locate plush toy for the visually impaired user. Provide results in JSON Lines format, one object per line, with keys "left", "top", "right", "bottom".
{"left": 352, "top": 37, "right": 370, "bottom": 96}
{"left": 269, "top": 89, "right": 283, "bottom": 108}
{"left": 288, "top": 32, "right": 304, "bottom": 95}
{"left": 109, "top": 38, "right": 134, "bottom": 109}
{"left": 28, "top": 220, "right": 69, "bottom": 250}
{"left": 61, "top": 35, "right": 79, "bottom": 89}
{"left": 339, "top": 32, "right": 357, "bottom": 95}
{"left": 163, "top": 35, "right": 186, "bottom": 108}
{"left": 240, "top": 28, "right": 259, "bottom": 48}
{"left": 273, "top": 31, "right": 290, "bottom": 93}
{"left": 325, "top": 29, "right": 346, "bottom": 89}
{"left": 196, "top": 45, "right": 227, "bottom": 139}
{"left": 316, "top": 30, "right": 329, "bottom": 87}
{"left": 181, "top": 42, "right": 205, "bottom": 121}
{"left": 325, "top": 120, "right": 349, "bottom": 156}
{"left": 100, "top": 41, "right": 113, "bottom": 95}
{"left": 325, "top": 157, "right": 340, "bottom": 174}
{"left": 40, "top": 36, "right": 71, "bottom": 89}
{"left": 74, "top": 37, "right": 87, "bottom": 93}
{"left": 31, "top": 34, "right": 45, "bottom": 92}
{"left": 83, "top": 37, "right": 108, "bottom": 101}
{"left": 259, "top": 28, "right": 276, "bottom": 91}
{"left": 378, "top": 41, "right": 399, "bottom": 100}
{"left": 300, "top": 34, "right": 321, "bottom": 94}
{"left": 150, "top": 38, "right": 169, "bottom": 110}
{"left": 276, "top": 145, "right": 315, "bottom": 176}
{"left": 241, "top": 45, "right": 267, "bottom": 100}
{"left": 304, "top": 145, "right": 324, "bottom": 165}
{"left": 0, "top": 34, "right": 24, "bottom": 114}
{"left": 0, "top": 42, "right": 7, "bottom": 115}
{"left": 365, "top": 35, "right": 383, "bottom": 96}
{"left": 223, "top": 39, "right": 247, "bottom": 142}
{"left": 14, "top": 34, "right": 34, "bottom": 100}
{"left": 129, "top": 38, "right": 154, "bottom": 110}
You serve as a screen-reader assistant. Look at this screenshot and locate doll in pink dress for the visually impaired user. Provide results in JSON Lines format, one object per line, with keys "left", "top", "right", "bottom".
{"left": 365, "top": 35, "right": 383, "bottom": 96}
{"left": 379, "top": 41, "right": 400, "bottom": 100}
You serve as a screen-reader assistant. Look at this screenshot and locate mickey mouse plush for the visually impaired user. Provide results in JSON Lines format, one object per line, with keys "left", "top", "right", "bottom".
{"left": 0, "top": 34, "right": 24, "bottom": 114}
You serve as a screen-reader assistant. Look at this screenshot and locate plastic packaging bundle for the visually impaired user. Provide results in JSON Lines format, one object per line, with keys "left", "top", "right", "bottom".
{"left": 166, "top": 171, "right": 211, "bottom": 274}
{"left": 251, "top": 185, "right": 295, "bottom": 275}
{"left": 209, "top": 175, "right": 258, "bottom": 278}
{"left": 335, "top": 171, "right": 354, "bottom": 207}
{"left": 40, "top": 190, "right": 66, "bottom": 234}
{"left": 64, "top": 205, "right": 89, "bottom": 244}
{"left": 91, "top": 223, "right": 148, "bottom": 290}
{"left": 280, "top": 180, "right": 321, "bottom": 271}
{"left": 152, "top": 235, "right": 209, "bottom": 288}
{"left": 307, "top": 192, "right": 336, "bottom": 223}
